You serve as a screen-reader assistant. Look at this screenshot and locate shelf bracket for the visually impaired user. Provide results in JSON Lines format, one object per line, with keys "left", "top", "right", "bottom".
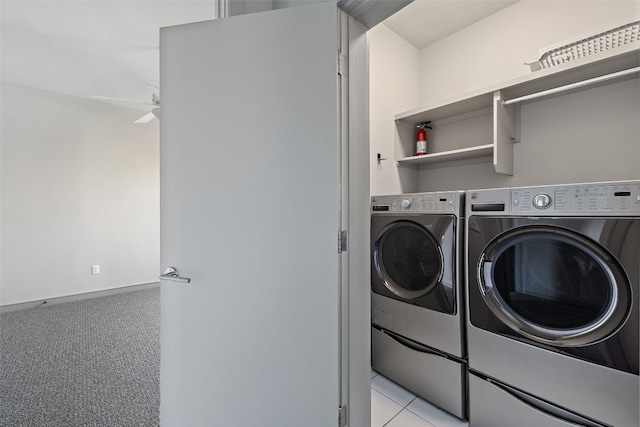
{"left": 493, "top": 90, "right": 515, "bottom": 175}
{"left": 496, "top": 93, "right": 517, "bottom": 142}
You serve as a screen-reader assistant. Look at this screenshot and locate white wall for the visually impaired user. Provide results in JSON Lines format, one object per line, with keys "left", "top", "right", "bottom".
{"left": 1, "top": 83, "right": 160, "bottom": 305}
{"left": 416, "top": 0, "right": 639, "bottom": 191}
{"left": 419, "top": 1, "right": 639, "bottom": 105}
{"left": 369, "top": 1, "right": 639, "bottom": 195}
{"left": 416, "top": 77, "right": 640, "bottom": 191}
{"left": 369, "top": 23, "right": 420, "bottom": 195}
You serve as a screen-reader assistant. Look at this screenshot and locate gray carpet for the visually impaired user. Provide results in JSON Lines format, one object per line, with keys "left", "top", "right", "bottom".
{"left": 0, "top": 287, "right": 160, "bottom": 426}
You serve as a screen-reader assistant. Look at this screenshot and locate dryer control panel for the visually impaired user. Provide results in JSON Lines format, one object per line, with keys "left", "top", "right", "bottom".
{"left": 371, "top": 191, "right": 463, "bottom": 214}
{"left": 510, "top": 181, "right": 640, "bottom": 215}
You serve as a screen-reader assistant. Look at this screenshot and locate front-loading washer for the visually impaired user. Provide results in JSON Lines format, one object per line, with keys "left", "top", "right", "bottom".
{"left": 465, "top": 180, "right": 639, "bottom": 427}
{"left": 371, "top": 191, "right": 466, "bottom": 419}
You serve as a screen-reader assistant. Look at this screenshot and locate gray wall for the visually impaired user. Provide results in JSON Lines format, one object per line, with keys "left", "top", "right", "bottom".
{"left": 1, "top": 83, "right": 160, "bottom": 305}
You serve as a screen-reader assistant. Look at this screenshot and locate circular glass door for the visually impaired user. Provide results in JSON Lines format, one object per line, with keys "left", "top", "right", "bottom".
{"left": 373, "top": 220, "right": 444, "bottom": 300}
{"left": 478, "top": 225, "right": 631, "bottom": 347}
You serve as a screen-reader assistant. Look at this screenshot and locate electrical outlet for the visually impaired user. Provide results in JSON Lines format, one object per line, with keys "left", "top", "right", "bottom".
{"left": 92, "top": 265, "right": 100, "bottom": 275}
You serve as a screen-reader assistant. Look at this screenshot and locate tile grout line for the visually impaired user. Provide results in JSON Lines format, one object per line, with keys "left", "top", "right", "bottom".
{"left": 370, "top": 375, "right": 417, "bottom": 408}
{"left": 381, "top": 406, "right": 404, "bottom": 427}
{"left": 377, "top": 393, "right": 440, "bottom": 427}
{"left": 402, "top": 396, "right": 439, "bottom": 427}
{"left": 373, "top": 386, "right": 454, "bottom": 427}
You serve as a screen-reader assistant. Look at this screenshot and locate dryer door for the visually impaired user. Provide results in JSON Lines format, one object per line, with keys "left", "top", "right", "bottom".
{"left": 477, "top": 225, "right": 631, "bottom": 347}
{"left": 374, "top": 220, "right": 444, "bottom": 299}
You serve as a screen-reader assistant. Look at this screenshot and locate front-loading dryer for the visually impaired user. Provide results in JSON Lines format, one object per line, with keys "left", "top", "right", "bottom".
{"left": 466, "top": 181, "right": 639, "bottom": 427}
{"left": 371, "top": 191, "right": 466, "bottom": 419}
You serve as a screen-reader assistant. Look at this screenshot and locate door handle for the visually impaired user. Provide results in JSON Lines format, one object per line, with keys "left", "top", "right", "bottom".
{"left": 481, "top": 260, "right": 493, "bottom": 292}
{"left": 159, "top": 267, "right": 191, "bottom": 283}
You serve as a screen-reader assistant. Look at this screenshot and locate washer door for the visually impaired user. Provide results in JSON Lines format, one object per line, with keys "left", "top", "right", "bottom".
{"left": 373, "top": 220, "right": 444, "bottom": 300}
{"left": 478, "top": 225, "right": 631, "bottom": 347}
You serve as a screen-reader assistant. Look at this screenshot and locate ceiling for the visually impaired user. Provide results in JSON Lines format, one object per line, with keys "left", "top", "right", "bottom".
{"left": 1, "top": 1, "right": 216, "bottom": 109}
{"left": 384, "top": 0, "right": 518, "bottom": 49}
{"left": 0, "top": 0, "right": 518, "bottom": 111}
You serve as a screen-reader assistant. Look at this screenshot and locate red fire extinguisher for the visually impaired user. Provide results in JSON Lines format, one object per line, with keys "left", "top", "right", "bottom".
{"left": 416, "top": 122, "right": 432, "bottom": 156}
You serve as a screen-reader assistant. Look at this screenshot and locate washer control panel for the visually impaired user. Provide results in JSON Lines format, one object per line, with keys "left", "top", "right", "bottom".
{"left": 371, "top": 191, "right": 462, "bottom": 214}
{"left": 511, "top": 181, "right": 640, "bottom": 215}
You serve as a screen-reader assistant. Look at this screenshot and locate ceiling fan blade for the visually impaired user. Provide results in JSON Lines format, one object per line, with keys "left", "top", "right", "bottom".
{"left": 135, "top": 112, "right": 156, "bottom": 124}
{"left": 92, "top": 95, "right": 151, "bottom": 105}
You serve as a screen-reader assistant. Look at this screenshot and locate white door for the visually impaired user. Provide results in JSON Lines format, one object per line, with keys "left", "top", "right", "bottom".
{"left": 159, "top": 3, "right": 342, "bottom": 426}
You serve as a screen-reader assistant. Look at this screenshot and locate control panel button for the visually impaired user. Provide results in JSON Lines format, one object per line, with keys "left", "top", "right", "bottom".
{"left": 401, "top": 199, "right": 412, "bottom": 209}
{"left": 533, "top": 193, "right": 552, "bottom": 209}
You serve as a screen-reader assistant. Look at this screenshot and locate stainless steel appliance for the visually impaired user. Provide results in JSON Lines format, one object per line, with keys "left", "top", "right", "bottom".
{"left": 371, "top": 191, "right": 466, "bottom": 419}
{"left": 466, "top": 181, "right": 640, "bottom": 427}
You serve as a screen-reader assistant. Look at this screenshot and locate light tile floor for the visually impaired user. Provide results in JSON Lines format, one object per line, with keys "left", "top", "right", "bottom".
{"left": 371, "top": 369, "right": 469, "bottom": 427}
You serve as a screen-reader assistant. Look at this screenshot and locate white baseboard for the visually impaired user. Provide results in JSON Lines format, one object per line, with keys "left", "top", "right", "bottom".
{"left": 0, "top": 282, "right": 160, "bottom": 313}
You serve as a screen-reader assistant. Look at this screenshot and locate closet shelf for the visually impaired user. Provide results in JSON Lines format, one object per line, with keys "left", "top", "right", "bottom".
{"left": 502, "top": 66, "right": 640, "bottom": 106}
{"left": 397, "top": 145, "right": 494, "bottom": 166}
{"left": 394, "top": 42, "right": 640, "bottom": 176}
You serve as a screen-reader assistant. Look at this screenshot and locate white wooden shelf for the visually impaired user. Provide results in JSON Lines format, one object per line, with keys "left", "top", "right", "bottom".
{"left": 394, "top": 42, "right": 640, "bottom": 176}
{"left": 396, "top": 144, "right": 494, "bottom": 166}
{"left": 395, "top": 90, "right": 515, "bottom": 174}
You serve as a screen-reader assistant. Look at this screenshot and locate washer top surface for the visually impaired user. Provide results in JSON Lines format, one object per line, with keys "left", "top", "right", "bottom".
{"left": 467, "top": 180, "right": 640, "bottom": 217}
{"left": 372, "top": 191, "right": 464, "bottom": 215}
